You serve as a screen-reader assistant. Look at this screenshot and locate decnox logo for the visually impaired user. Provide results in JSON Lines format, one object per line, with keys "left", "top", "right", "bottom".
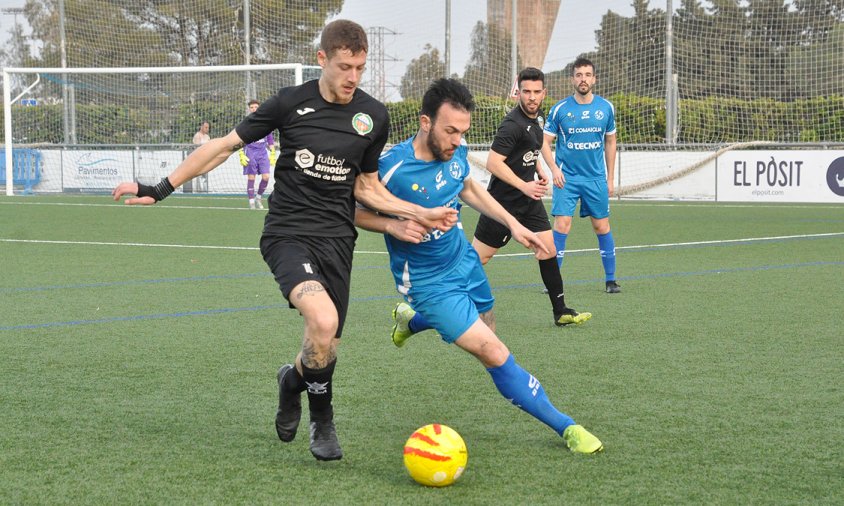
{"left": 827, "top": 156, "right": 844, "bottom": 197}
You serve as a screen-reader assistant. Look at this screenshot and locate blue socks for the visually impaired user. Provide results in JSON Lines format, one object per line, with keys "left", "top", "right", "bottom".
{"left": 409, "top": 311, "right": 431, "bottom": 334}
{"left": 597, "top": 232, "right": 616, "bottom": 282}
{"left": 552, "top": 230, "right": 568, "bottom": 268}
{"left": 487, "top": 354, "right": 574, "bottom": 435}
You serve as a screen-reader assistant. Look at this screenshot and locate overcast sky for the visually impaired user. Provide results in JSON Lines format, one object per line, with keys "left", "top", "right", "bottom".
{"left": 0, "top": 0, "right": 642, "bottom": 99}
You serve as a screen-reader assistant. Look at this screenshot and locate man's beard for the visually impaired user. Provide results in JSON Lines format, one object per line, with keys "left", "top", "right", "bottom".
{"left": 426, "top": 129, "right": 453, "bottom": 162}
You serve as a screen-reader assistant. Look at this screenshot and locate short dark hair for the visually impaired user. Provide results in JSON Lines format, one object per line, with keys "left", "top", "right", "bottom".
{"left": 420, "top": 78, "right": 476, "bottom": 121}
{"left": 572, "top": 57, "right": 596, "bottom": 76}
{"left": 320, "top": 19, "right": 368, "bottom": 57}
{"left": 248, "top": 99, "right": 259, "bottom": 107}
{"left": 518, "top": 67, "right": 545, "bottom": 88}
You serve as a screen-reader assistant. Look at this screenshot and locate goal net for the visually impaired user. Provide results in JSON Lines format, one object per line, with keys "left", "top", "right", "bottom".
{"left": 3, "top": 64, "right": 318, "bottom": 195}
{"left": 2, "top": 1, "right": 843, "bottom": 198}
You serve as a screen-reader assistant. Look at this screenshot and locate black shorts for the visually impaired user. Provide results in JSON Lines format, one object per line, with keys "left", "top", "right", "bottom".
{"left": 473, "top": 198, "right": 551, "bottom": 248}
{"left": 260, "top": 234, "right": 355, "bottom": 338}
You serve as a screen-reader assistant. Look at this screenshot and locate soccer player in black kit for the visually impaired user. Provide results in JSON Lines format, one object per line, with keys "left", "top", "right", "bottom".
{"left": 472, "top": 67, "right": 592, "bottom": 327}
{"left": 112, "top": 20, "right": 457, "bottom": 462}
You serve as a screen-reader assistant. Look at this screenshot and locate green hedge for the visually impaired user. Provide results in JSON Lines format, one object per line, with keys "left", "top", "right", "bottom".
{"left": 3, "top": 94, "right": 843, "bottom": 146}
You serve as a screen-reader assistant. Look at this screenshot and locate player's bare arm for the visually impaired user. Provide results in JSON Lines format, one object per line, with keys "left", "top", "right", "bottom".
{"left": 354, "top": 207, "right": 428, "bottom": 244}
{"left": 459, "top": 177, "right": 549, "bottom": 257}
{"left": 541, "top": 133, "right": 565, "bottom": 188}
{"left": 604, "top": 132, "right": 617, "bottom": 196}
{"left": 354, "top": 171, "right": 458, "bottom": 232}
{"left": 486, "top": 150, "right": 547, "bottom": 200}
{"left": 112, "top": 129, "right": 248, "bottom": 205}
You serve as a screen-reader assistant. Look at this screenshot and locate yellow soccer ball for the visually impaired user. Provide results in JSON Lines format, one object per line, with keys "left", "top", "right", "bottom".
{"left": 403, "top": 424, "right": 468, "bottom": 487}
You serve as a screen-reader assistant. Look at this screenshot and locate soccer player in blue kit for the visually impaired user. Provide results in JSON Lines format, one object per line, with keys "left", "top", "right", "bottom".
{"left": 112, "top": 20, "right": 458, "bottom": 462}
{"left": 541, "top": 57, "right": 621, "bottom": 293}
{"left": 356, "top": 78, "right": 603, "bottom": 454}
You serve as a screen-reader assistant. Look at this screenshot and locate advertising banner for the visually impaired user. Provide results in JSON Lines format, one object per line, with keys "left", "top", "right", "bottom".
{"left": 718, "top": 150, "right": 844, "bottom": 203}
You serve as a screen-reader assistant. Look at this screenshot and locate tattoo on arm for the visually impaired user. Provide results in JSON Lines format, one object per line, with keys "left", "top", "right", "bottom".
{"left": 230, "top": 141, "right": 244, "bottom": 152}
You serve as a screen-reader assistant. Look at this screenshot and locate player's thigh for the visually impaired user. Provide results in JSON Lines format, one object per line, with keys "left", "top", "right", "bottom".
{"left": 517, "top": 199, "right": 552, "bottom": 233}
{"left": 579, "top": 180, "right": 610, "bottom": 219}
{"left": 260, "top": 234, "right": 353, "bottom": 337}
{"left": 411, "top": 254, "right": 493, "bottom": 343}
{"left": 551, "top": 182, "right": 580, "bottom": 217}
{"left": 473, "top": 213, "right": 512, "bottom": 250}
{"left": 535, "top": 229, "right": 556, "bottom": 260}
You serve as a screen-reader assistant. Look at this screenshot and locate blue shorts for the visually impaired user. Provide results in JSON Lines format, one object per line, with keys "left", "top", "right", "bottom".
{"left": 405, "top": 249, "right": 494, "bottom": 343}
{"left": 551, "top": 178, "right": 610, "bottom": 219}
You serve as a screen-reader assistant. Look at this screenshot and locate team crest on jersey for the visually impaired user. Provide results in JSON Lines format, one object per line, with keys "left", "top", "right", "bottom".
{"left": 352, "top": 113, "right": 373, "bottom": 135}
{"left": 448, "top": 161, "right": 461, "bottom": 179}
{"left": 595, "top": 110, "right": 605, "bottom": 120}
{"left": 537, "top": 115, "right": 545, "bottom": 128}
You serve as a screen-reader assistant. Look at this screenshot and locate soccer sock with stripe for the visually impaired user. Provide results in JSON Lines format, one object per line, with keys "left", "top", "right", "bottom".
{"left": 552, "top": 230, "right": 568, "bottom": 268}
{"left": 257, "top": 178, "right": 268, "bottom": 196}
{"left": 597, "top": 231, "right": 617, "bottom": 282}
{"left": 247, "top": 178, "right": 255, "bottom": 199}
{"left": 487, "top": 354, "right": 575, "bottom": 435}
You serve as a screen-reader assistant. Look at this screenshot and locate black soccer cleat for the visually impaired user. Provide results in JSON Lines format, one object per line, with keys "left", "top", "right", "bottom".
{"left": 605, "top": 280, "right": 621, "bottom": 293}
{"left": 275, "top": 364, "right": 302, "bottom": 442}
{"left": 309, "top": 412, "right": 343, "bottom": 461}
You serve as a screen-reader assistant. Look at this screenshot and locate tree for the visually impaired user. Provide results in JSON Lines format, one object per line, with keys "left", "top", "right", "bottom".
{"left": 400, "top": 44, "right": 446, "bottom": 100}
{"left": 462, "top": 21, "right": 516, "bottom": 98}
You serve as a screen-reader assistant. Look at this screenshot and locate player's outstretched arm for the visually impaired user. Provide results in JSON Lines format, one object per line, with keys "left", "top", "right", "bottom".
{"left": 112, "top": 130, "right": 246, "bottom": 205}
{"left": 459, "top": 177, "right": 549, "bottom": 258}
{"left": 354, "top": 207, "right": 428, "bottom": 244}
{"left": 354, "top": 172, "right": 458, "bottom": 232}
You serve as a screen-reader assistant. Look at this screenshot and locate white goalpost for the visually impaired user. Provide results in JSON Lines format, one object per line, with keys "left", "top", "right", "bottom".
{"left": 3, "top": 63, "right": 318, "bottom": 196}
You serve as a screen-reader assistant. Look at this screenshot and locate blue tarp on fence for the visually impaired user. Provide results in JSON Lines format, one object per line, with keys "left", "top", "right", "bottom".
{"left": 0, "top": 149, "right": 43, "bottom": 193}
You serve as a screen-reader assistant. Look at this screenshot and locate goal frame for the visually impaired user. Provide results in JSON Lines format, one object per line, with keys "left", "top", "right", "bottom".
{"left": 3, "top": 63, "right": 313, "bottom": 196}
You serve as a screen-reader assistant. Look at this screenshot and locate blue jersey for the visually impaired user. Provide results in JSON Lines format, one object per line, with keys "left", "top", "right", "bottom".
{"left": 543, "top": 95, "right": 616, "bottom": 181}
{"left": 378, "top": 137, "right": 470, "bottom": 294}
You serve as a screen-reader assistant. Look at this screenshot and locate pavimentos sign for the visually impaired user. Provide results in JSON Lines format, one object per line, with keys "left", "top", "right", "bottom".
{"left": 718, "top": 150, "right": 844, "bottom": 203}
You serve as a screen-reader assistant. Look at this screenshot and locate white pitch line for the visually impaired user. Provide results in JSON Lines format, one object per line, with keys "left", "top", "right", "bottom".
{"left": 1, "top": 231, "right": 841, "bottom": 255}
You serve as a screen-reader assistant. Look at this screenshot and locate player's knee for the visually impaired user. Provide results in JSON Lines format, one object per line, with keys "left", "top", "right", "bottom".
{"left": 305, "top": 312, "right": 340, "bottom": 342}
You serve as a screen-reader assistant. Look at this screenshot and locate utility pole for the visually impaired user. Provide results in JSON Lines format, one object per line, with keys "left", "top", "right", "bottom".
{"left": 366, "top": 26, "right": 399, "bottom": 102}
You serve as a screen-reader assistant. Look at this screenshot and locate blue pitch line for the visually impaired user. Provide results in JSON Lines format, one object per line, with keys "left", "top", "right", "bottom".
{"left": 1, "top": 265, "right": 388, "bottom": 294}
{"left": 2, "top": 260, "right": 841, "bottom": 332}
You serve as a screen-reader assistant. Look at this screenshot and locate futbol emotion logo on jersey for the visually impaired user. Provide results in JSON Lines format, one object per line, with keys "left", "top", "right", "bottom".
{"left": 295, "top": 148, "right": 351, "bottom": 182}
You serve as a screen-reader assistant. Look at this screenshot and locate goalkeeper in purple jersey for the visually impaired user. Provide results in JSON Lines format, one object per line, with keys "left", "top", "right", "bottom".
{"left": 239, "top": 99, "right": 277, "bottom": 209}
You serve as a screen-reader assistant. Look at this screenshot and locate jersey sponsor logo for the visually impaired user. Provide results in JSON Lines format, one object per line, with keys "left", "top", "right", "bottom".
{"left": 352, "top": 112, "right": 374, "bottom": 135}
{"left": 581, "top": 110, "right": 590, "bottom": 119}
{"left": 296, "top": 149, "right": 315, "bottom": 168}
{"left": 522, "top": 149, "right": 539, "bottom": 164}
{"left": 297, "top": 107, "right": 315, "bottom": 116}
{"left": 595, "top": 110, "right": 605, "bottom": 120}
{"left": 566, "top": 141, "right": 602, "bottom": 150}
{"left": 448, "top": 161, "right": 461, "bottom": 179}
{"left": 435, "top": 170, "right": 448, "bottom": 190}
{"left": 569, "top": 126, "right": 603, "bottom": 134}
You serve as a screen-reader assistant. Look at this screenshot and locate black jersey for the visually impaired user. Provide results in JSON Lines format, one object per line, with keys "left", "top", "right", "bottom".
{"left": 235, "top": 80, "right": 389, "bottom": 238}
{"left": 486, "top": 105, "right": 544, "bottom": 204}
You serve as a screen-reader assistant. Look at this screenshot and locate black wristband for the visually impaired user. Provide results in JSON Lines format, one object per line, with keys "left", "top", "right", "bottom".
{"left": 136, "top": 177, "right": 175, "bottom": 202}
